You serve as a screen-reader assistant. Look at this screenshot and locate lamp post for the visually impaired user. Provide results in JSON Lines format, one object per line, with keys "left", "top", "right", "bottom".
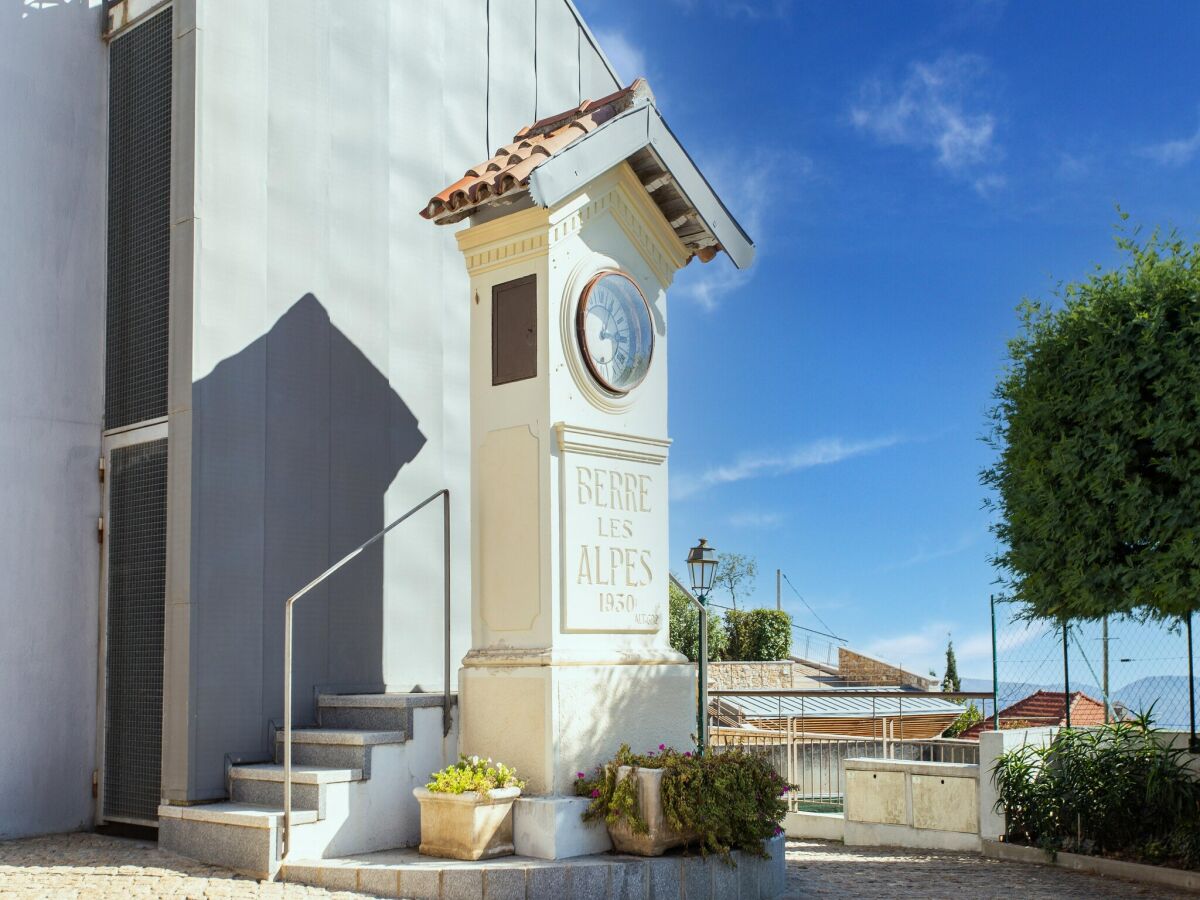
{"left": 687, "top": 538, "right": 718, "bottom": 752}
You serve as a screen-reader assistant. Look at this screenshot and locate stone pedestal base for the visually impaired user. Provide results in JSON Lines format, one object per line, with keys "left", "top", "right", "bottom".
{"left": 513, "top": 796, "right": 611, "bottom": 860}
{"left": 459, "top": 660, "right": 696, "bottom": 795}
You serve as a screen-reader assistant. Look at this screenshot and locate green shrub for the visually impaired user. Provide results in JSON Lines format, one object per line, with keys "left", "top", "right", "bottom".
{"left": 577, "top": 744, "right": 789, "bottom": 859}
{"left": 992, "top": 713, "right": 1200, "bottom": 867}
{"left": 723, "top": 608, "right": 791, "bottom": 661}
{"left": 668, "top": 581, "right": 729, "bottom": 661}
{"left": 426, "top": 755, "right": 524, "bottom": 794}
{"left": 943, "top": 702, "right": 984, "bottom": 738}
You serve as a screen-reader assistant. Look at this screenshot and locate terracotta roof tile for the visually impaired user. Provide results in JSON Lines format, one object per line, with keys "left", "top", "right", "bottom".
{"left": 961, "top": 690, "right": 1109, "bottom": 739}
{"left": 420, "top": 79, "right": 653, "bottom": 225}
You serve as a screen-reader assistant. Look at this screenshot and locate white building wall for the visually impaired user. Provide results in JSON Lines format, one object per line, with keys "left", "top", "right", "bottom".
{"left": 0, "top": 1, "right": 108, "bottom": 838}
{"left": 172, "top": 0, "right": 621, "bottom": 800}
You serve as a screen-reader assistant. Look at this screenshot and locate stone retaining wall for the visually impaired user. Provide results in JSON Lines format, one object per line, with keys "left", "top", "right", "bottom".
{"left": 707, "top": 661, "right": 797, "bottom": 690}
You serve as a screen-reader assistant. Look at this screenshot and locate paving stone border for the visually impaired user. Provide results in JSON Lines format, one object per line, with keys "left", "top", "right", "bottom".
{"left": 281, "top": 836, "right": 787, "bottom": 899}
{"left": 983, "top": 838, "right": 1200, "bottom": 894}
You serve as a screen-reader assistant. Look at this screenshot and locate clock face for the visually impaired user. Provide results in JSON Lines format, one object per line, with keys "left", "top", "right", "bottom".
{"left": 576, "top": 271, "right": 654, "bottom": 395}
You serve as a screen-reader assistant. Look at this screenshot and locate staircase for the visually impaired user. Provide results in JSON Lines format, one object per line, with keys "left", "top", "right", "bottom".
{"left": 159, "top": 692, "right": 456, "bottom": 880}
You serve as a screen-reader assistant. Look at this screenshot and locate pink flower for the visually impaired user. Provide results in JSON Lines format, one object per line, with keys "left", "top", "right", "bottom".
{"left": 659, "top": 744, "right": 666, "bottom": 750}
{"left": 590, "top": 788, "right": 600, "bottom": 799}
{"left": 684, "top": 751, "right": 692, "bottom": 758}
{"left": 576, "top": 772, "right": 585, "bottom": 779}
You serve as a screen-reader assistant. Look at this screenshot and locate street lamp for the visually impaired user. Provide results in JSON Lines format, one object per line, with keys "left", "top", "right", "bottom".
{"left": 687, "top": 538, "right": 718, "bottom": 751}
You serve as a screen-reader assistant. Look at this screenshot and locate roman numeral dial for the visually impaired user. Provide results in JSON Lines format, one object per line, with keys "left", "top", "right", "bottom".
{"left": 576, "top": 270, "right": 654, "bottom": 395}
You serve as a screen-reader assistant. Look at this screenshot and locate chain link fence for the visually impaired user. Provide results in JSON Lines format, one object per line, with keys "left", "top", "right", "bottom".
{"left": 988, "top": 607, "right": 1198, "bottom": 733}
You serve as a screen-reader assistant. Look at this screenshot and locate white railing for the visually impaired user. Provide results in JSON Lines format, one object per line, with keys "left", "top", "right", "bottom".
{"left": 710, "top": 724, "right": 979, "bottom": 810}
{"left": 281, "top": 488, "right": 451, "bottom": 861}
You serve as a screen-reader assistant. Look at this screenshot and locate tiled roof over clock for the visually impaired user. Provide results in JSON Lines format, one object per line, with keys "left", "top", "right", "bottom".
{"left": 419, "top": 79, "right": 755, "bottom": 270}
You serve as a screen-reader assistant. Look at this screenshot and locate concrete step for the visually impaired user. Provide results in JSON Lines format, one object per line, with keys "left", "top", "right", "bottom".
{"left": 229, "top": 764, "right": 362, "bottom": 814}
{"left": 161, "top": 695, "right": 459, "bottom": 881}
{"left": 317, "top": 691, "right": 452, "bottom": 732}
{"left": 273, "top": 728, "right": 407, "bottom": 774}
{"left": 158, "top": 802, "right": 321, "bottom": 880}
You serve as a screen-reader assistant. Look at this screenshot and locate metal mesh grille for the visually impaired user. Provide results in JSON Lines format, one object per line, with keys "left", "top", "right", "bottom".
{"left": 105, "top": 9, "right": 172, "bottom": 430}
{"left": 103, "top": 439, "right": 167, "bottom": 823}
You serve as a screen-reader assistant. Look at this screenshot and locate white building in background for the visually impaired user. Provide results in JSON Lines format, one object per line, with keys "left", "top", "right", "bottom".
{"left": 0, "top": 0, "right": 752, "bottom": 876}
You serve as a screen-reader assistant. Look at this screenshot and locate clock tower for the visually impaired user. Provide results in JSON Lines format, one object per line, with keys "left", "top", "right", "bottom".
{"left": 421, "top": 79, "right": 754, "bottom": 857}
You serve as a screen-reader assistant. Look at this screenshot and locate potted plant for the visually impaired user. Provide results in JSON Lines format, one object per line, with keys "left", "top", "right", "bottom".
{"left": 576, "top": 744, "right": 789, "bottom": 859}
{"left": 413, "top": 755, "right": 524, "bottom": 860}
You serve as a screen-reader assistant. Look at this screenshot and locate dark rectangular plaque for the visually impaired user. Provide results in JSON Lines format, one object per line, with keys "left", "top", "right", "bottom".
{"left": 492, "top": 275, "right": 537, "bottom": 385}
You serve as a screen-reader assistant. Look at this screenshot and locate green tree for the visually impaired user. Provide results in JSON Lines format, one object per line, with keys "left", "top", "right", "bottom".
{"left": 942, "top": 639, "right": 960, "bottom": 693}
{"left": 723, "top": 608, "right": 791, "bottom": 660}
{"left": 668, "top": 579, "right": 728, "bottom": 661}
{"left": 983, "top": 225, "right": 1200, "bottom": 623}
{"left": 712, "top": 552, "right": 758, "bottom": 610}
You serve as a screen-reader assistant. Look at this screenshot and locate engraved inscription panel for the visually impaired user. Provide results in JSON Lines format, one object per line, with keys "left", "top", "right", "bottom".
{"left": 561, "top": 448, "right": 666, "bottom": 633}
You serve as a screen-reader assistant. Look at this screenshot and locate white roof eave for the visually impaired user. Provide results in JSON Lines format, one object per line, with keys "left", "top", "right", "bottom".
{"left": 527, "top": 104, "right": 756, "bottom": 270}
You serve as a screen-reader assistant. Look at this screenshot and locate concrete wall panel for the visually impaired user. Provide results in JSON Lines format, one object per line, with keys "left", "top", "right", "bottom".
{"left": 439, "top": 0, "right": 489, "bottom": 699}
{"left": 178, "top": 0, "right": 623, "bottom": 799}
{"left": 579, "top": 30, "right": 620, "bottom": 98}
{"left": 0, "top": 0, "right": 107, "bottom": 838}
{"left": 535, "top": 0, "right": 580, "bottom": 118}
{"left": 487, "top": 0, "right": 537, "bottom": 153}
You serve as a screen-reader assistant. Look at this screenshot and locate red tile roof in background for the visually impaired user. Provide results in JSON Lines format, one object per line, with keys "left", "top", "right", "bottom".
{"left": 961, "top": 690, "right": 1108, "bottom": 740}
{"left": 420, "top": 80, "right": 653, "bottom": 225}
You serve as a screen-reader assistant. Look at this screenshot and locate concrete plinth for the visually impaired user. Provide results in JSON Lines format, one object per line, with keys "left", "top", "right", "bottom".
{"left": 513, "top": 796, "right": 611, "bottom": 860}
{"left": 459, "top": 661, "right": 695, "bottom": 796}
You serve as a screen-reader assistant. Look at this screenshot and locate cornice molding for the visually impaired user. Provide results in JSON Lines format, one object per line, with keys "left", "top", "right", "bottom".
{"left": 548, "top": 165, "right": 688, "bottom": 288}
{"left": 456, "top": 206, "right": 551, "bottom": 278}
{"left": 554, "top": 422, "right": 670, "bottom": 466}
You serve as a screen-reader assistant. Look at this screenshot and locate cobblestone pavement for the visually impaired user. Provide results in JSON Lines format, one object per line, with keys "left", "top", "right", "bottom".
{"left": 0, "top": 833, "right": 377, "bottom": 898}
{"left": 784, "top": 840, "right": 1186, "bottom": 898}
{"left": 0, "top": 832, "right": 1190, "bottom": 898}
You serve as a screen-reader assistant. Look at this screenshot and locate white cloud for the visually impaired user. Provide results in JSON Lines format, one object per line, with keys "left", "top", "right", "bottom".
{"left": 862, "top": 617, "right": 1047, "bottom": 682}
{"left": 879, "top": 531, "right": 978, "bottom": 573}
{"left": 1139, "top": 116, "right": 1200, "bottom": 167}
{"left": 729, "top": 510, "right": 785, "bottom": 528}
{"left": 672, "top": 435, "right": 902, "bottom": 500}
{"left": 850, "top": 52, "right": 1003, "bottom": 189}
{"left": 1055, "top": 152, "right": 1091, "bottom": 180}
{"left": 671, "top": 147, "right": 813, "bottom": 310}
{"left": 669, "top": 0, "right": 794, "bottom": 18}
{"left": 594, "top": 29, "right": 648, "bottom": 86}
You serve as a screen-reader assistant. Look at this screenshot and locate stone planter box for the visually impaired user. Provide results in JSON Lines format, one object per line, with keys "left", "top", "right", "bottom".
{"left": 606, "top": 766, "right": 698, "bottom": 856}
{"left": 412, "top": 786, "right": 521, "bottom": 860}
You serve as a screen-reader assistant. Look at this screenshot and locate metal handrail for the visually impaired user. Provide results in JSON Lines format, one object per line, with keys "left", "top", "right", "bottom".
{"left": 281, "top": 488, "right": 451, "bottom": 862}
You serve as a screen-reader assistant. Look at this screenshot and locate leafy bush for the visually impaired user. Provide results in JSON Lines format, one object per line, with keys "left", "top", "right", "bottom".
{"left": 723, "top": 608, "right": 791, "bottom": 661}
{"left": 426, "top": 755, "right": 523, "bottom": 795}
{"left": 577, "top": 743, "right": 789, "bottom": 858}
{"left": 943, "top": 702, "right": 983, "bottom": 738}
{"left": 668, "top": 580, "right": 729, "bottom": 661}
{"left": 992, "top": 714, "right": 1200, "bottom": 867}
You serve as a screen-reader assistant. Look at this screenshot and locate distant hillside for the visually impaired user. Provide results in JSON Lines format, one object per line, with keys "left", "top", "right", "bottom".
{"left": 1114, "top": 676, "right": 1200, "bottom": 729}
{"left": 960, "top": 676, "right": 1199, "bottom": 730}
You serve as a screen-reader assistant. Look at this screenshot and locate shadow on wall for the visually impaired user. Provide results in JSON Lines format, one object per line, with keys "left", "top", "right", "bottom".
{"left": 191, "top": 293, "right": 424, "bottom": 792}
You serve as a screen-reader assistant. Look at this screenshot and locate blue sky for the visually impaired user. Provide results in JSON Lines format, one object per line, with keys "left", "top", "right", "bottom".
{"left": 576, "top": 0, "right": 1200, "bottom": 680}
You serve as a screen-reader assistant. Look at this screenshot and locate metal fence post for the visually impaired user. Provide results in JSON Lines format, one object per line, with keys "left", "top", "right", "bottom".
{"left": 1102, "top": 615, "right": 1110, "bottom": 724}
{"left": 1188, "top": 612, "right": 1197, "bottom": 752}
{"left": 1062, "top": 620, "right": 1072, "bottom": 728}
{"left": 698, "top": 592, "right": 709, "bottom": 751}
{"left": 991, "top": 595, "right": 1000, "bottom": 731}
